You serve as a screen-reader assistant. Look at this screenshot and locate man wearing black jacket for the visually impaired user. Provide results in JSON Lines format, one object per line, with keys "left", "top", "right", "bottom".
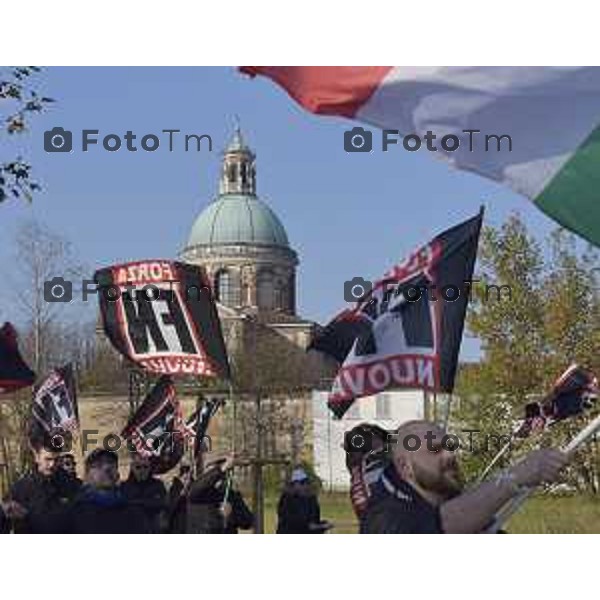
{"left": 364, "top": 420, "right": 570, "bottom": 534}
{"left": 277, "top": 468, "right": 332, "bottom": 534}
{"left": 185, "top": 454, "right": 254, "bottom": 534}
{"left": 121, "top": 453, "right": 167, "bottom": 532}
{"left": 63, "top": 449, "right": 149, "bottom": 534}
{"left": 1, "top": 438, "right": 79, "bottom": 534}
{"left": 222, "top": 488, "right": 254, "bottom": 534}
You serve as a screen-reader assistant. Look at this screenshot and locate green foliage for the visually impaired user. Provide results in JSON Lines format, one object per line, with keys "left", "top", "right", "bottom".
{"left": 454, "top": 214, "right": 600, "bottom": 491}
{"left": 1, "top": 67, "right": 53, "bottom": 203}
{"left": 262, "top": 491, "right": 600, "bottom": 533}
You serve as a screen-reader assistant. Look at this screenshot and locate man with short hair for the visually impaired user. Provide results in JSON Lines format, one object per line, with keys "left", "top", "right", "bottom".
{"left": 58, "top": 453, "right": 76, "bottom": 477}
{"left": 121, "top": 453, "right": 167, "bottom": 532}
{"left": 344, "top": 423, "right": 389, "bottom": 524}
{"left": 58, "top": 453, "right": 83, "bottom": 489}
{"left": 63, "top": 449, "right": 149, "bottom": 534}
{"left": 364, "top": 420, "right": 570, "bottom": 534}
{"left": 2, "top": 436, "right": 78, "bottom": 533}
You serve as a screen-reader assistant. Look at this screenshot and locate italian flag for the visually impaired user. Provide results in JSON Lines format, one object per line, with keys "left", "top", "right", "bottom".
{"left": 241, "top": 66, "right": 600, "bottom": 247}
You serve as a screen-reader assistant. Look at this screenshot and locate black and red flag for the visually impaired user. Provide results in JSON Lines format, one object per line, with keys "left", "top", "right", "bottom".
{"left": 515, "top": 364, "right": 598, "bottom": 438}
{"left": 94, "top": 260, "right": 230, "bottom": 379}
{"left": 184, "top": 397, "right": 222, "bottom": 456}
{"left": 121, "top": 375, "right": 185, "bottom": 474}
{"left": 31, "top": 364, "right": 79, "bottom": 435}
{"left": 0, "top": 322, "right": 36, "bottom": 394}
{"left": 310, "top": 210, "right": 483, "bottom": 418}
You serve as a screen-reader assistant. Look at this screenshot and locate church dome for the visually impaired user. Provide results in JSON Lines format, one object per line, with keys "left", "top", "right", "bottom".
{"left": 187, "top": 193, "right": 290, "bottom": 247}
{"left": 185, "top": 126, "right": 291, "bottom": 250}
{"left": 182, "top": 126, "right": 298, "bottom": 316}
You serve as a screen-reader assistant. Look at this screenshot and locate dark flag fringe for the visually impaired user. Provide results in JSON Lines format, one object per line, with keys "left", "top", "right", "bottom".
{"left": 94, "top": 260, "right": 230, "bottom": 380}
{"left": 310, "top": 210, "right": 483, "bottom": 418}
{"left": 0, "top": 322, "right": 36, "bottom": 394}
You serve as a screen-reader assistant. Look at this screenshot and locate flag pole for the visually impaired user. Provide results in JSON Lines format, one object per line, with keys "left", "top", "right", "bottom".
{"left": 478, "top": 438, "right": 513, "bottom": 483}
{"left": 222, "top": 379, "right": 236, "bottom": 510}
{"left": 489, "top": 412, "right": 600, "bottom": 532}
{"left": 477, "top": 421, "right": 524, "bottom": 482}
{"left": 74, "top": 363, "right": 84, "bottom": 459}
{"left": 229, "top": 379, "right": 236, "bottom": 456}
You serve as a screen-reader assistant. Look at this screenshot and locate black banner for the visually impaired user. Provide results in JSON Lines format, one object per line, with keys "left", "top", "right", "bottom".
{"left": 122, "top": 375, "right": 185, "bottom": 474}
{"left": 31, "top": 364, "right": 79, "bottom": 434}
{"left": 185, "top": 397, "right": 222, "bottom": 457}
{"left": 94, "top": 260, "right": 230, "bottom": 379}
{"left": 311, "top": 211, "right": 483, "bottom": 418}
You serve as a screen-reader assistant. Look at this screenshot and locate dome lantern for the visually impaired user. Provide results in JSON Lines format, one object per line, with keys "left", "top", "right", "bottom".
{"left": 219, "top": 123, "right": 256, "bottom": 196}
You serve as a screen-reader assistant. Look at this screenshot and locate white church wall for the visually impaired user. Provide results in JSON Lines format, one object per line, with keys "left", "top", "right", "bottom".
{"left": 311, "top": 389, "right": 425, "bottom": 491}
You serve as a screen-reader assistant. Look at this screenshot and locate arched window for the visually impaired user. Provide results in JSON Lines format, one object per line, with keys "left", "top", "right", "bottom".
{"left": 215, "top": 269, "right": 239, "bottom": 306}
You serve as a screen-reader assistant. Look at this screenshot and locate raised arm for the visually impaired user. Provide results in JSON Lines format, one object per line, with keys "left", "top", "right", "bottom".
{"left": 440, "top": 448, "right": 569, "bottom": 533}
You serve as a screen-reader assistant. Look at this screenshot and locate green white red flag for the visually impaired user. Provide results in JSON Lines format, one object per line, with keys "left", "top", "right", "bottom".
{"left": 241, "top": 66, "right": 600, "bottom": 247}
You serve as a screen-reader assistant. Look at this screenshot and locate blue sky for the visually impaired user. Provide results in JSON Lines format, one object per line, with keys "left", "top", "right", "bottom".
{"left": 0, "top": 67, "right": 564, "bottom": 360}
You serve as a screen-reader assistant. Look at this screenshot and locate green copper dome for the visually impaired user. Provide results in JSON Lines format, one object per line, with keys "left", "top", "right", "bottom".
{"left": 187, "top": 194, "right": 290, "bottom": 248}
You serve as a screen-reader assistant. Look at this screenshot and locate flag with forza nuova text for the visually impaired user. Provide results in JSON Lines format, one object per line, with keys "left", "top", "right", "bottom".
{"left": 94, "top": 260, "right": 230, "bottom": 379}
{"left": 122, "top": 375, "right": 185, "bottom": 474}
{"left": 0, "top": 322, "right": 35, "bottom": 394}
{"left": 310, "top": 211, "right": 483, "bottom": 418}
{"left": 30, "top": 364, "right": 79, "bottom": 446}
{"left": 241, "top": 67, "right": 600, "bottom": 247}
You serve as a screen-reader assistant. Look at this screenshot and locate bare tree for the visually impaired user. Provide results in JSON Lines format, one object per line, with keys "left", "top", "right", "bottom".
{"left": 7, "top": 219, "right": 85, "bottom": 375}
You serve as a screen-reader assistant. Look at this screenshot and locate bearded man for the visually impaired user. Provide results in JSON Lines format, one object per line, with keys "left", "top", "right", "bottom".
{"left": 363, "top": 420, "right": 570, "bottom": 534}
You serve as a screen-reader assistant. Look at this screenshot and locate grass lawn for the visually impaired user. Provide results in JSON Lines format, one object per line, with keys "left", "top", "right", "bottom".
{"left": 262, "top": 492, "right": 600, "bottom": 534}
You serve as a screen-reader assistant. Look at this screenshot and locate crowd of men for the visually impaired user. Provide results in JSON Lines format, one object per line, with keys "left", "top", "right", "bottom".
{"left": 0, "top": 437, "right": 257, "bottom": 534}
{"left": 1, "top": 417, "right": 574, "bottom": 534}
{"left": 0, "top": 435, "right": 335, "bottom": 534}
